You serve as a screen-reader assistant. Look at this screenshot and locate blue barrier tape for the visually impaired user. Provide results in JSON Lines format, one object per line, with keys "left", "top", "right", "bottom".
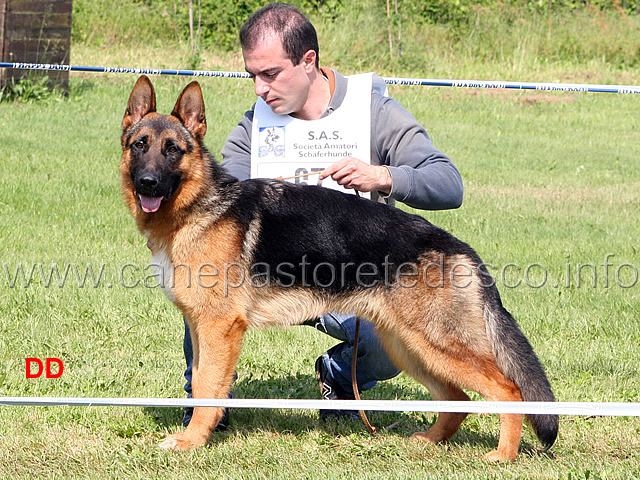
{"left": 2, "top": 62, "right": 640, "bottom": 94}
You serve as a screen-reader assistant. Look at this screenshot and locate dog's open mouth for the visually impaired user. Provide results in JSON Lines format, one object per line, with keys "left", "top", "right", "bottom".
{"left": 138, "top": 194, "right": 163, "bottom": 213}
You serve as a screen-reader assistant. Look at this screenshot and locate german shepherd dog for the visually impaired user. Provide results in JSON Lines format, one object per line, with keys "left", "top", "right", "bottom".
{"left": 120, "top": 75, "right": 558, "bottom": 461}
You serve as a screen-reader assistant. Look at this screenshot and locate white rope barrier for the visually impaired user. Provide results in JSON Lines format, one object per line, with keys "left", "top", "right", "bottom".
{"left": 3, "top": 61, "right": 638, "bottom": 419}
{"left": 1, "top": 397, "right": 639, "bottom": 416}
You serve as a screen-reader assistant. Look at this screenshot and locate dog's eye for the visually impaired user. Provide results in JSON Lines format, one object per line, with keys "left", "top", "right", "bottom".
{"left": 132, "top": 140, "right": 145, "bottom": 150}
{"left": 165, "top": 141, "right": 183, "bottom": 156}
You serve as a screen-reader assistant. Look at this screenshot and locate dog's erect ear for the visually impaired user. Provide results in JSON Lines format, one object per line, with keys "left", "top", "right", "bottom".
{"left": 123, "top": 75, "right": 156, "bottom": 132}
{"left": 171, "top": 81, "right": 207, "bottom": 141}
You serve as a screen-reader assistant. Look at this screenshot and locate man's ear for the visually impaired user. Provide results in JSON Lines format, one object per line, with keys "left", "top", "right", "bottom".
{"left": 123, "top": 75, "right": 156, "bottom": 132}
{"left": 171, "top": 81, "right": 207, "bottom": 141}
{"left": 301, "top": 49, "right": 317, "bottom": 73}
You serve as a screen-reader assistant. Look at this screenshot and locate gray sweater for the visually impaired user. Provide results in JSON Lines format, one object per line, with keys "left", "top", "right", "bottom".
{"left": 221, "top": 69, "right": 463, "bottom": 211}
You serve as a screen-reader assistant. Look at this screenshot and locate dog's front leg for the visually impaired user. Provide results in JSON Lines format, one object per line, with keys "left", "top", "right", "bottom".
{"left": 159, "top": 313, "right": 247, "bottom": 451}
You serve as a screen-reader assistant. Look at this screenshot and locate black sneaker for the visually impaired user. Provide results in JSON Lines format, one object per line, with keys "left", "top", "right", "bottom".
{"left": 182, "top": 393, "right": 232, "bottom": 431}
{"left": 315, "top": 355, "right": 360, "bottom": 422}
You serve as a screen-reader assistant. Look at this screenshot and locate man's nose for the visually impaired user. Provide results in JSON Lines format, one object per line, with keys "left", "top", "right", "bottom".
{"left": 254, "top": 76, "right": 269, "bottom": 96}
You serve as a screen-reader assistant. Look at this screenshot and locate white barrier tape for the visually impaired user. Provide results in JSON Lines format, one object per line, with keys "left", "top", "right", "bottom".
{"left": 0, "top": 397, "right": 639, "bottom": 416}
{"left": 1, "top": 62, "right": 640, "bottom": 94}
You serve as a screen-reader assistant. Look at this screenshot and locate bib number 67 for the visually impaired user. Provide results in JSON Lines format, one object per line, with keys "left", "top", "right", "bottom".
{"left": 294, "top": 167, "right": 324, "bottom": 186}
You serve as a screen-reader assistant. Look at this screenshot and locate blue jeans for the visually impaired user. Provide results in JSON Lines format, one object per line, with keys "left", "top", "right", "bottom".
{"left": 182, "top": 313, "right": 400, "bottom": 397}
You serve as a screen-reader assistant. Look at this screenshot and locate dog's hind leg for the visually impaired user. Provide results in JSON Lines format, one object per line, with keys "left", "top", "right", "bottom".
{"left": 374, "top": 334, "right": 470, "bottom": 444}
{"left": 378, "top": 329, "right": 523, "bottom": 461}
{"left": 472, "top": 372, "right": 524, "bottom": 462}
{"left": 409, "top": 357, "right": 523, "bottom": 461}
{"left": 432, "top": 356, "right": 524, "bottom": 462}
{"left": 408, "top": 376, "right": 470, "bottom": 444}
{"left": 159, "top": 313, "right": 247, "bottom": 451}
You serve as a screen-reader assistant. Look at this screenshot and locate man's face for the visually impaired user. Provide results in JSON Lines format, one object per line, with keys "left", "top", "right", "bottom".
{"left": 243, "top": 35, "right": 314, "bottom": 117}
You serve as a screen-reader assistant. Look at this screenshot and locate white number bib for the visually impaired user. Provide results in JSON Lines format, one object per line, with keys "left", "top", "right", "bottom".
{"left": 251, "top": 73, "right": 372, "bottom": 197}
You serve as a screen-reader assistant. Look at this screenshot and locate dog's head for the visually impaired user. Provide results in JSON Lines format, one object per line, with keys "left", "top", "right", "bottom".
{"left": 120, "top": 75, "right": 207, "bottom": 215}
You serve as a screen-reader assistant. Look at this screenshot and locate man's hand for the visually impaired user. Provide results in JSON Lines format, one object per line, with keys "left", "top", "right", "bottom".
{"left": 320, "top": 157, "right": 392, "bottom": 195}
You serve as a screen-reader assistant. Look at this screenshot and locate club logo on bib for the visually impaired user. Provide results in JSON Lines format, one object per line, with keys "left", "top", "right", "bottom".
{"left": 258, "top": 126, "right": 285, "bottom": 158}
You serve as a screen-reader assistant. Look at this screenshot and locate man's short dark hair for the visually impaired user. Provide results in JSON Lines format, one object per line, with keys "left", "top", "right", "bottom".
{"left": 240, "top": 3, "right": 320, "bottom": 67}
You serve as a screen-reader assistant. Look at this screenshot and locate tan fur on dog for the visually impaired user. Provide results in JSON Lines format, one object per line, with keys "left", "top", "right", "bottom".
{"left": 120, "top": 76, "right": 558, "bottom": 461}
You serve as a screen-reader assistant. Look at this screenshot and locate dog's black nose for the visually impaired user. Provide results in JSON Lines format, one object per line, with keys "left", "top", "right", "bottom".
{"left": 138, "top": 174, "right": 159, "bottom": 190}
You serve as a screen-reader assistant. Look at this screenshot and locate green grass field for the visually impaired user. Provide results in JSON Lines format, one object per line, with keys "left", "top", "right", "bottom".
{"left": 1, "top": 2, "right": 640, "bottom": 478}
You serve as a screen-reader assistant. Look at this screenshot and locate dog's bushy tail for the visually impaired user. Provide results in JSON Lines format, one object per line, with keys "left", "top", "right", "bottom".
{"left": 484, "top": 292, "right": 559, "bottom": 450}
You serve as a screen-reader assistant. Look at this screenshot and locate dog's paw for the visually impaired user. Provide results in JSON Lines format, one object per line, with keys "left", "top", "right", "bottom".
{"left": 158, "top": 432, "right": 200, "bottom": 451}
{"left": 409, "top": 431, "right": 437, "bottom": 443}
{"left": 159, "top": 436, "right": 181, "bottom": 451}
{"left": 484, "top": 449, "right": 516, "bottom": 462}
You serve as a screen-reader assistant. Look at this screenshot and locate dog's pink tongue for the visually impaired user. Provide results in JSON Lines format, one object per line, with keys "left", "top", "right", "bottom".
{"left": 139, "top": 195, "right": 163, "bottom": 213}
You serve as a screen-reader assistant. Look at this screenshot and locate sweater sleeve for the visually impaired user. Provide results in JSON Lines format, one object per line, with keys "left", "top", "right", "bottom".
{"left": 220, "top": 90, "right": 464, "bottom": 211}
{"left": 372, "top": 94, "right": 463, "bottom": 211}
{"left": 220, "top": 108, "right": 254, "bottom": 181}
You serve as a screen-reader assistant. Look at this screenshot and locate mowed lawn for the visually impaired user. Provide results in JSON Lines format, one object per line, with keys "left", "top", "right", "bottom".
{"left": 0, "top": 73, "right": 638, "bottom": 479}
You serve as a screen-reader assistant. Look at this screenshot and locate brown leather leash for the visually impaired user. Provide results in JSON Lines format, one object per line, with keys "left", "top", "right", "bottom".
{"left": 354, "top": 184, "right": 377, "bottom": 434}
{"left": 275, "top": 174, "right": 377, "bottom": 435}
{"left": 352, "top": 317, "right": 377, "bottom": 435}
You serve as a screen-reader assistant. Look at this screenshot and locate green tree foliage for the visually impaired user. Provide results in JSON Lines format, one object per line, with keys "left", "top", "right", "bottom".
{"left": 70, "top": 0, "right": 639, "bottom": 70}
{"left": 405, "top": 0, "right": 638, "bottom": 26}
{"left": 180, "top": 0, "right": 345, "bottom": 51}
{"left": 181, "top": 0, "right": 638, "bottom": 52}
